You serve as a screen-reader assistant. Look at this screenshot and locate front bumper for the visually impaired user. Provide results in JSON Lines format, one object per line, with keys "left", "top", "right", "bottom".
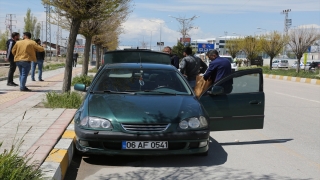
{"left": 75, "top": 125, "right": 209, "bottom": 155}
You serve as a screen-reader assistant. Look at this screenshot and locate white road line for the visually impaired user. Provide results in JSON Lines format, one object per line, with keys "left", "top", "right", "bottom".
{"left": 275, "top": 92, "right": 320, "bottom": 104}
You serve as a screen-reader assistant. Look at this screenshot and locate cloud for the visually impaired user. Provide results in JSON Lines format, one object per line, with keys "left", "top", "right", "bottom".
{"left": 135, "top": 0, "right": 320, "bottom": 13}
{"left": 119, "top": 16, "right": 181, "bottom": 47}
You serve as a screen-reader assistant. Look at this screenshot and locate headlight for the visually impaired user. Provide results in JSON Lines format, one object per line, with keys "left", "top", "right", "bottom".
{"left": 179, "top": 116, "right": 208, "bottom": 129}
{"left": 179, "top": 120, "right": 189, "bottom": 129}
{"left": 79, "top": 116, "right": 113, "bottom": 129}
{"left": 188, "top": 118, "right": 200, "bottom": 128}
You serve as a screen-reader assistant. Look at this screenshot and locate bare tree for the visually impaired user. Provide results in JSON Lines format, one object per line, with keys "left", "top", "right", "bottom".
{"left": 42, "top": 0, "right": 127, "bottom": 92}
{"left": 225, "top": 38, "right": 242, "bottom": 59}
{"left": 240, "top": 36, "right": 261, "bottom": 66}
{"left": 288, "top": 27, "right": 320, "bottom": 72}
{"left": 259, "top": 31, "right": 289, "bottom": 70}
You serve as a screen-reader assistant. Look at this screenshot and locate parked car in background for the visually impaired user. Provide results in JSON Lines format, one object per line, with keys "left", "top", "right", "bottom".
{"left": 220, "top": 55, "right": 238, "bottom": 72}
{"left": 272, "top": 60, "right": 289, "bottom": 69}
{"left": 301, "top": 62, "right": 311, "bottom": 70}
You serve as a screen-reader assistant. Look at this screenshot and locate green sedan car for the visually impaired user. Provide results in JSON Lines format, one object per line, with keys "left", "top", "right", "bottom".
{"left": 73, "top": 50, "right": 264, "bottom": 156}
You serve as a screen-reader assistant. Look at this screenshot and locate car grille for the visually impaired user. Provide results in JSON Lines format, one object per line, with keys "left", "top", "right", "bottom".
{"left": 121, "top": 123, "right": 169, "bottom": 132}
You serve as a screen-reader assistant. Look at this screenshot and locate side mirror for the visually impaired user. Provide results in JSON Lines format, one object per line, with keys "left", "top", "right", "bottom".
{"left": 74, "top": 83, "right": 86, "bottom": 92}
{"left": 210, "top": 86, "right": 224, "bottom": 95}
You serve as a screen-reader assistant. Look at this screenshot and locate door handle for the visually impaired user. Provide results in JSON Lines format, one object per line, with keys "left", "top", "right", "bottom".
{"left": 249, "top": 100, "right": 261, "bottom": 105}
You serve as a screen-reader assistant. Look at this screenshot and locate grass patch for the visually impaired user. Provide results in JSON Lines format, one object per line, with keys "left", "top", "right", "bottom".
{"left": 71, "top": 75, "right": 93, "bottom": 87}
{"left": 0, "top": 142, "right": 43, "bottom": 180}
{"left": 88, "top": 68, "right": 98, "bottom": 73}
{"left": 43, "top": 63, "right": 65, "bottom": 71}
{"left": 44, "top": 91, "right": 83, "bottom": 109}
{"left": 239, "top": 66, "right": 320, "bottom": 79}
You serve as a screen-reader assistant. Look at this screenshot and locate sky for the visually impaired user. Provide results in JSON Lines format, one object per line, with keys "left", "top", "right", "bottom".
{"left": 0, "top": 0, "right": 320, "bottom": 48}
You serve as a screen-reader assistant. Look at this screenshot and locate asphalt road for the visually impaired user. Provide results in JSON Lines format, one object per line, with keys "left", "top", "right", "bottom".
{"left": 65, "top": 78, "right": 320, "bottom": 180}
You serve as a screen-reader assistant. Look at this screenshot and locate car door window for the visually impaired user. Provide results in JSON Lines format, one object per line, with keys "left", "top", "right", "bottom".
{"left": 214, "top": 73, "right": 260, "bottom": 94}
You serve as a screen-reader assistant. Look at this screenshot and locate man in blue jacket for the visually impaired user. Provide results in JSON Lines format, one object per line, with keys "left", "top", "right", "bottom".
{"left": 203, "top": 50, "right": 232, "bottom": 93}
{"left": 5, "top": 32, "right": 20, "bottom": 86}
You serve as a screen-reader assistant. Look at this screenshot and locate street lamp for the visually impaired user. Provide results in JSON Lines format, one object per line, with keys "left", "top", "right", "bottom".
{"left": 149, "top": 20, "right": 171, "bottom": 51}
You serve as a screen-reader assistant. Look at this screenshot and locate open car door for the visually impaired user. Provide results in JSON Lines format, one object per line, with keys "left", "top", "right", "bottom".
{"left": 199, "top": 68, "right": 264, "bottom": 131}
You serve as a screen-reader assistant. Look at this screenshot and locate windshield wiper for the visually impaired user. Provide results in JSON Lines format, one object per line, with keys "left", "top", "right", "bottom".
{"left": 90, "top": 90, "right": 136, "bottom": 94}
{"left": 143, "top": 90, "right": 176, "bottom": 95}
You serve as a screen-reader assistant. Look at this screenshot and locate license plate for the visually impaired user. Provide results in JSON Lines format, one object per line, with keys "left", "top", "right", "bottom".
{"left": 122, "top": 141, "right": 168, "bottom": 149}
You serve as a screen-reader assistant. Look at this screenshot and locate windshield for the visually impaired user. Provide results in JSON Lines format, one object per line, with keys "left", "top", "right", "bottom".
{"left": 92, "top": 69, "right": 192, "bottom": 95}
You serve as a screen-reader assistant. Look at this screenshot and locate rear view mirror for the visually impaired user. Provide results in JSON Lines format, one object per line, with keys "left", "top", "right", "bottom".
{"left": 74, "top": 83, "right": 87, "bottom": 92}
{"left": 210, "top": 86, "right": 224, "bottom": 95}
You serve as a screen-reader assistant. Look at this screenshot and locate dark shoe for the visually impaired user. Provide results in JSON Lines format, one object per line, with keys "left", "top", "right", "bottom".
{"left": 7, "top": 82, "right": 18, "bottom": 86}
{"left": 31, "top": 79, "right": 36, "bottom": 81}
{"left": 12, "top": 82, "right": 19, "bottom": 86}
{"left": 39, "top": 79, "right": 44, "bottom": 81}
{"left": 20, "top": 87, "right": 31, "bottom": 92}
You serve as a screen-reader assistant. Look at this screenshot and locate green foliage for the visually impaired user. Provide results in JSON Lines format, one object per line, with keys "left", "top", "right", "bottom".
{"left": 88, "top": 68, "right": 98, "bottom": 73}
{"left": 172, "top": 41, "right": 186, "bottom": 60}
{"left": 0, "top": 31, "right": 8, "bottom": 50}
{"left": 24, "top": 8, "right": 37, "bottom": 38}
{"left": 239, "top": 66, "right": 320, "bottom": 79}
{"left": 71, "top": 75, "right": 93, "bottom": 86}
{"left": 0, "top": 142, "right": 43, "bottom": 180}
{"left": 34, "top": 23, "right": 41, "bottom": 40}
{"left": 43, "top": 63, "right": 65, "bottom": 71}
{"left": 44, "top": 91, "right": 83, "bottom": 108}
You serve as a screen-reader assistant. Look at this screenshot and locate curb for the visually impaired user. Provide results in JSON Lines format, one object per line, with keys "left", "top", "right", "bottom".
{"left": 40, "top": 110, "right": 76, "bottom": 180}
{"left": 263, "top": 74, "right": 320, "bottom": 85}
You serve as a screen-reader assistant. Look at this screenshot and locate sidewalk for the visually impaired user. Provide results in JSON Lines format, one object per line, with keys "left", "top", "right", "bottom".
{"left": 0, "top": 66, "right": 82, "bottom": 166}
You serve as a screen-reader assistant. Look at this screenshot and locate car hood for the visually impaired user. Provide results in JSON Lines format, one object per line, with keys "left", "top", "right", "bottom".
{"left": 86, "top": 94, "right": 202, "bottom": 124}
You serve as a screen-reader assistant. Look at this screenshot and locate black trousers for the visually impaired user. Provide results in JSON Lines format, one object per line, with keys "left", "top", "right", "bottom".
{"left": 7, "top": 60, "right": 16, "bottom": 83}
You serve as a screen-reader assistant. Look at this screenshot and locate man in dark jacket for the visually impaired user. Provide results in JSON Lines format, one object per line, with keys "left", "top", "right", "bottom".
{"left": 31, "top": 39, "right": 45, "bottom": 81}
{"left": 163, "top": 46, "right": 179, "bottom": 69}
{"left": 203, "top": 50, "right": 232, "bottom": 93}
{"left": 180, "top": 47, "right": 208, "bottom": 88}
{"left": 5, "top": 32, "right": 20, "bottom": 86}
{"left": 73, "top": 52, "right": 79, "bottom": 67}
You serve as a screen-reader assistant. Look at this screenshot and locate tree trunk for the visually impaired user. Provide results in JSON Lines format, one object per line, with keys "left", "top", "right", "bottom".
{"left": 269, "top": 56, "right": 274, "bottom": 70}
{"left": 296, "top": 57, "right": 302, "bottom": 73}
{"left": 62, "top": 18, "right": 82, "bottom": 93}
{"left": 95, "top": 44, "right": 100, "bottom": 70}
{"left": 82, "top": 36, "right": 92, "bottom": 75}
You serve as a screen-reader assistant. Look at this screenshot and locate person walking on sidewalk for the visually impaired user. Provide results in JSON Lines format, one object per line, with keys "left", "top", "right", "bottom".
{"left": 73, "top": 52, "right": 79, "bottom": 67}
{"left": 12, "top": 32, "right": 45, "bottom": 92}
{"left": 30, "top": 39, "right": 45, "bottom": 81}
{"left": 179, "top": 47, "right": 208, "bottom": 89}
{"left": 5, "top": 32, "right": 20, "bottom": 86}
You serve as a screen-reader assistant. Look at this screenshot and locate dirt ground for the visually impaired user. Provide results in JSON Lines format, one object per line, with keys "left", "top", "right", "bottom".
{"left": 0, "top": 59, "right": 66, "bottom": 79}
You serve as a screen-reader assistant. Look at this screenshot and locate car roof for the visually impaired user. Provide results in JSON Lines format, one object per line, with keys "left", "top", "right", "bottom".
{"left": 102, "top": 63, "right": 177, "bottom": 71}
{"left": 103, "top": 49, "right": 171, "bottom": 65}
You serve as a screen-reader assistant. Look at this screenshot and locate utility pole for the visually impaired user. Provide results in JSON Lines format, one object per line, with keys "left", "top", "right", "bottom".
{"left": 5, "top": 14, "right": 16, "bottom": 36}
{"left": 169, "top": 15, "right": 199, "bottom": 45}
{"left": 281, "top": 9, "right": 291, "bottom": 58}
{"left": 224, "top": 31, "right": 228, "bottom": 55}
{"left": 45, "top": 4, "right": 52, "bottom": 61}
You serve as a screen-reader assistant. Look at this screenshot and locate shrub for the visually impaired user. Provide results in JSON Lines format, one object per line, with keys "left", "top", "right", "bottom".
{"left": 44, "top": 91, "right": 83, "bottom": 109}
{"left": 71, "top": 75, "right": 93, "bottom": 87}
{"left": 0, "top": 142, "right": 43, "bottom": 180}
